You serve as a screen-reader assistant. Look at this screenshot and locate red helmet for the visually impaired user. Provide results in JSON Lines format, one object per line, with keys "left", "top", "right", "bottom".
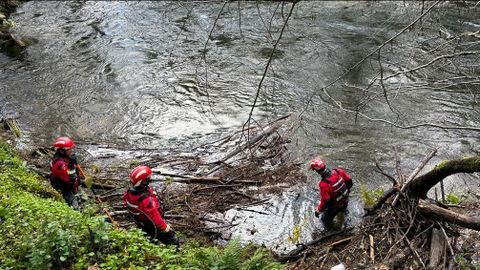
{"left": 310, "top": 159, "right": 326, "bottom": 171}
{"left": 53, "top": 137, "right": 75, "bottom": 150}
{"left": 130, "top": 165, "right": 152, "bottom": 187}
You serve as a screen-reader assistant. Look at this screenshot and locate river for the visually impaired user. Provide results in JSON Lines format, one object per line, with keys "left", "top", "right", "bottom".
{"left": 1, "top": 1, "right": 479, "bottom": 253}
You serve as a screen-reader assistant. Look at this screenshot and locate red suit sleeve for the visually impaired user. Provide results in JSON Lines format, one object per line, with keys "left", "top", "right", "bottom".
{"left": 317, "top": 181, "right": 331, "bottom": 212}
{"left": 51, "top": 160, "right": 71, "bottom": 186}
{"left": 141, "top": 191, "right": 168, "bottom": 231}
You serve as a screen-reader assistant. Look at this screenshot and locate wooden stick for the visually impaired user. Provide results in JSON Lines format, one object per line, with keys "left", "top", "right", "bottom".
{"left": 365, "top": 186, "right": 399, "bottom": 214}
{"left": 394, "top": 146, "right": 404, "bottom": 185}
{"left": 369, "top": 234, "right": 375, "bottom": 264}
{"left": 404, "top": 236, "right": 426, "bottom": 269}
{"left": 374, "top": 159, "right": 398, "bottom": 185}
{"left": 276, "top": 228, "right": 352, "bottom": 262}
{"left": 328, "top": 236, "right": 353, "bottom": 247}
{"left": 193, "top": 184, "right": 241, "bottom": 193}
{"left": 207, "top": 114, "right": 291, "bottom": 176}
{"left": 440, "top": 180, "right": 445, "bottom": 203}
{"left": 438, "top": 223, "right": 455, "bottom": 258}
{"left": 392, "top": 149, "right": 437, "bottom": 206}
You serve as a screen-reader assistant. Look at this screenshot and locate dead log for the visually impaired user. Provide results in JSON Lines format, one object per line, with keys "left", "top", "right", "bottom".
{"left": 428, "top": 228, "right": 445, "bottom": 269}
{"left": 418, "top": 200, "right": 480, "bottom": 230}
{"left": 409, "top": 157, "right": 480, "bottom": 198}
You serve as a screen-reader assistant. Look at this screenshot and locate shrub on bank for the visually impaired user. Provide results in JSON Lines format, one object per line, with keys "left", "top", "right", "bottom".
{"left": 0, "top": 141, "right": 281, "bottom": 269}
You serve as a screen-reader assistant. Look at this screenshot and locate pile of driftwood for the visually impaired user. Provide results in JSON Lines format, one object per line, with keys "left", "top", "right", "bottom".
{"left": 283, "top": 149, "right": 480, "bottom": 269}
{"left": 96, "top": 114, "right": 306, "bottom": 237}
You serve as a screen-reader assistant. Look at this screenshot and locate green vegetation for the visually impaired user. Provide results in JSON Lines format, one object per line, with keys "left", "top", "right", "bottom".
{"left": 445, "top": 193, "right": 462, "bottom": 205}
{"left": 288, "top": 214, "right": 308, "bottom": 244}
{"left": 455, "top": 253, "right": 480, "bottom": 270}
{"left": 360, "top": 185, "right": 385, "bottom": 207}
{"left": 0, "top": 17, "right": 16, "bottom": 32}
{"left": 0, "top": 141, "right": 282, "bottom": 269}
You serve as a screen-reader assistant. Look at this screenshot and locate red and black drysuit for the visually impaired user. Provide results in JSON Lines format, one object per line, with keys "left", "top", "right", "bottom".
{"left": 49, "top": 152, "right": 80, "bottom": 207}
{"left": 316, "top": 168, "right": 353, "bottom": 228}
{"left": 123, "top": 186, "right": 178, "bottom": 246}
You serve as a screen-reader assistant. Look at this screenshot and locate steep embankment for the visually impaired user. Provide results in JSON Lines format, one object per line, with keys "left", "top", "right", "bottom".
{"left": 0, "top": 140, "right": 281, "bottom": 269}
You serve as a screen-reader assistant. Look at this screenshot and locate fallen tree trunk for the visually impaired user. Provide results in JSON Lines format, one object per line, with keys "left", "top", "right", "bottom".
{"left": 408, "top": 157, "right": 480, "bottom": 198}
{"left": 418, "top": 200, "right": 480, "bottom": 230}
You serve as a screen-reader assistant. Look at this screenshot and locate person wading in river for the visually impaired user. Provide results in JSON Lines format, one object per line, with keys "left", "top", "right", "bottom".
{"left": 49, "top": 136, "right": 82, "bottom": 209}
{"left": 311, "top": 159, "right": 353, "bottom": 230}
{"left": 123, "top": 165, "right": 179, "bottom": 247}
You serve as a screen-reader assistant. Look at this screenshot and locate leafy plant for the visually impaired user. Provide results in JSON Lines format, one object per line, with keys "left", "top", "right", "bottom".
{"left": 0, "top": 141, "right": 282, "bottom": 269}
{"left": 360, "top": 185, "right": 385, "bottom": 207}
{"left": 446, "top": 193, "right": 461, "bottom": 205}
{"left": 0, "top": 18, "right": 16, "bottom": 32}
{"left": 288, "top": 214, "right": 308, "bottom": 244}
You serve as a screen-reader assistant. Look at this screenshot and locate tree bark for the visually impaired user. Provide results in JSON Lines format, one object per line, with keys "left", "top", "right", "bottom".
{"left": 418, "top": 200, "right": 480, "bottom": 230}
{"left": 408, "top": 157, "right": 480, "bottom": 199}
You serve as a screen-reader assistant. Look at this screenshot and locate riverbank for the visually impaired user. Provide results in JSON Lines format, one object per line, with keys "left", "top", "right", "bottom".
{"left": 4, "top": 115, "right": 480, "bottom": 269}
{"left": 0, "top": 137, "right": 281, "bottom": 269}
{"left": 0, "top": 0, "right": 27, "bottom": 56}
{"left": 285, "top": 202, "right": 480, "bottom": 269}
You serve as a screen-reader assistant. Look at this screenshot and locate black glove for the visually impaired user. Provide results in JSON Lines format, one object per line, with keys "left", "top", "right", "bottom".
{"left": 314, "top": 211, "right": 320, "bottom": 218}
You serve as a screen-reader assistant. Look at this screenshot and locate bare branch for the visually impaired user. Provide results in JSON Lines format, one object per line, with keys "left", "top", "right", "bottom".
{"left": 300, "top": 0, "right": 443, "bottom": 123}
{"left": 243, "top": 1, "right": 298, "bottom": 135}
{"left": 384, "top": 51, "right": 480, "bottom": 80}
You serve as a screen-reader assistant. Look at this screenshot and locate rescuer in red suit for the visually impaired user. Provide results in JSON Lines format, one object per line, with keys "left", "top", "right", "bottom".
{"left": 49, "top": 137, "right": 82, "bottom": 208}
{"left": 123, "top": 165, "right": 179, "bottom": 246}
{"left": 311, "top": 159, "right": 353, "bottom": 230}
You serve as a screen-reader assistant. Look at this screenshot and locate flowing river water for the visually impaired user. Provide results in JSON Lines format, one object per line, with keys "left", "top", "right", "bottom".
{"left": 1, "top": 1, "right": 479, "bottom": 253}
